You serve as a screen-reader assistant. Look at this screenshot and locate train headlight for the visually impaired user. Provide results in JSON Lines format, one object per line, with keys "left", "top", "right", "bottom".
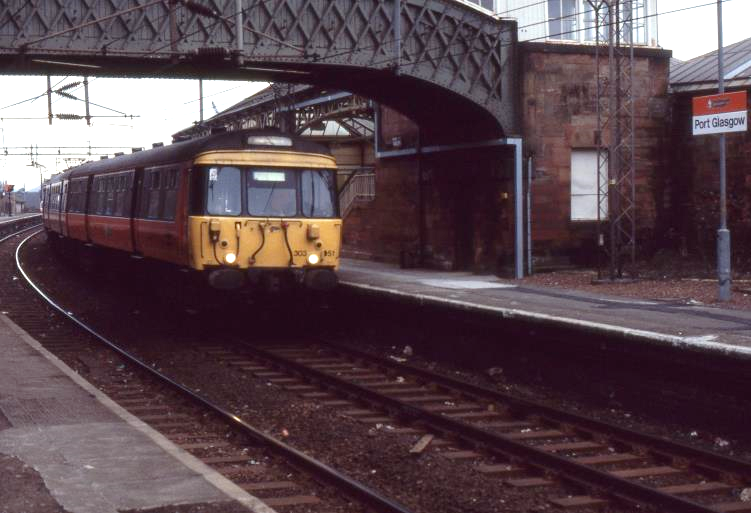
{"left": 307, "top": 254, "right": 320, "bottom": 265}
{"left": 224, "top": 252, "right": 237, "bottom": 265}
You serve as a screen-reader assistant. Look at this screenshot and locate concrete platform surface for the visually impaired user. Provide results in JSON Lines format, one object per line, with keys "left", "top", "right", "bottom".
{"left": 0, "top": 213, "right": 40, "bottom": 226}
{"left": 339, "top": 259, "right": 751, "bottom": 361}
{"left": 0, "top": 315, "right": 276, "bottom": 513}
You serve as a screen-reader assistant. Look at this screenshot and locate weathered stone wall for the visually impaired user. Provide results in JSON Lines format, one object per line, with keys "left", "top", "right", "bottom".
{"left": 521, "top": 42, "right": 671, "bottom": 265}
{"left": 342, "top": 43, "right": 671, "bottom": 272}
{"left": 668, "top": 88, "right": 751, "bottom": 265}
{"left": 342, "top": 154, "right": 420, "bottom": 263}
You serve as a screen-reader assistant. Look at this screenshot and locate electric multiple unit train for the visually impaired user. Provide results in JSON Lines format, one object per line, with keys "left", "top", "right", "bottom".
{"left": 42, "top": 130, "right": 341, "bottom": 291}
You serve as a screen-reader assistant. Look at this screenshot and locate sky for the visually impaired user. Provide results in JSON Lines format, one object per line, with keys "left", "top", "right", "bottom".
{"left": 0, "top": 0, "right": 748, "bottom": 190}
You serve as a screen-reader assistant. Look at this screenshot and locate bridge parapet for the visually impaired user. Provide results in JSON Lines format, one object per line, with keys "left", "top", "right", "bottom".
{"left": 0, "top": 0, "right": 517, "bottom": 136}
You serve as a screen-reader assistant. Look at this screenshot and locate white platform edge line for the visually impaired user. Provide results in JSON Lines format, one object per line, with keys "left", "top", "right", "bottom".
{"left": 340, "top": 281, "right": 751, "bottom": 359}
{"left": 0, "top": 314, "right": 278, "bottom": 513}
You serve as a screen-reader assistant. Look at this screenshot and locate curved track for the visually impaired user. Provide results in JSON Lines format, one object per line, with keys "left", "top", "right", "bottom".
{"left": 9, "top": 228, "right": 751, "bottom": 513}
{"left": 10, "top": 230, "right": 413, "bottom": 513}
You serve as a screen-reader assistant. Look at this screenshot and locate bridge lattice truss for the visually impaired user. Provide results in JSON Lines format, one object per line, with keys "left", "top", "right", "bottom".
{"left": 0, "top": 0, "right": 516, "bottom": 132}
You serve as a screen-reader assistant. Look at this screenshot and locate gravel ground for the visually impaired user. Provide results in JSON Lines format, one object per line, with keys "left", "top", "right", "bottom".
{"left": 0, "top": 454, "right": 67, "bottom": 513}
{"left": 517, "top": 269, "right": 751, "bottom": 310}
{"left": 14, "top": 235, "right": 640, "bottom": 513}
{"left": 7, "top": 234, "right": 751, "bottom": 513}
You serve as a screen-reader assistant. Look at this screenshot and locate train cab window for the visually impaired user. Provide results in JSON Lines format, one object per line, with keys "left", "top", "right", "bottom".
{"left": 300, "top": 170, "right": 336, "bottom": 218}
{"left": 207, "top": 166, "right": 241, "bottom": 216}
{"left": 247, "top": 170, "right": 296, "bottom": 217}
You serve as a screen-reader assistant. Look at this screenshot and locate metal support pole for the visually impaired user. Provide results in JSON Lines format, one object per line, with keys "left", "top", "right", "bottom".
{"left": 717, "top": 0, "right": 731, "bottom": 301}
{"left": 608, "top": 4, "right": 617, "bottom": 280}
{"left": 46, "top": 76, "right": 52, "bottom": 125}
{"left": 83, "top": 76, "right": 91, "bottom": 126}
{"left": 235, "top": 0, "right": 244, "bottom": 65}
{"left": 199, "top": 79, "right": 204, "bottom": 124}
{"left": 393, "top": 0, "right": 401, "bottom": 74}
{"left": 511, "top": 138, "right": 524, "bottom": 279}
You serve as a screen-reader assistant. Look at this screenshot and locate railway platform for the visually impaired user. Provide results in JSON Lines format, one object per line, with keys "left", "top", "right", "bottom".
{"left": 0, "top": 315, "right": 272, "bottom": 513}
{"left": 338, "top": 259, "right": 751, "bottom": 362}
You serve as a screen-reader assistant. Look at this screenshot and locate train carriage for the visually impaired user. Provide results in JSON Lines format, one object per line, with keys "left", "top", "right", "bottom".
{"left": 42, "top": 130, "right": 341, "bottom": 291}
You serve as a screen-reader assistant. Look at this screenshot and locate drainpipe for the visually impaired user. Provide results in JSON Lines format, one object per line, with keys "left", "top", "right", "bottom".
{"left": 527, "top": 155, "right": 533, "bottom": 276}
{"left": 417, "top": 130, "right": 424, "bottom": 266}
{"left": 509, "top": 138, "right": 524, "bottom": 279}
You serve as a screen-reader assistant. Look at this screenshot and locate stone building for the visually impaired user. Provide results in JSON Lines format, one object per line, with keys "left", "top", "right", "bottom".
{"left": 346, "top": 42, "right": 671, "bottom": 273}
{"left": 667, "top": 37, "right": 751, "bottom": 266}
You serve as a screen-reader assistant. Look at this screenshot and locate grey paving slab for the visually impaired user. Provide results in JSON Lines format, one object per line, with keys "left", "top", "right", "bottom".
{"left": 339, "top": 259, "right": 751, "bottom": 360}
{"left": 0, "top": 315, "right": 277, "bottom": 513}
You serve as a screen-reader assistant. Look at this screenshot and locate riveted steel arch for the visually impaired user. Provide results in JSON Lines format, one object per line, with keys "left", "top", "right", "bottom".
{"left": 0, "top": 0, "right": 517, "bottom": 136}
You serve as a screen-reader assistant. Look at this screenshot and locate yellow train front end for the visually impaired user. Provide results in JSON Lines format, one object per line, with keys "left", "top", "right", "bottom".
{"left": 187, "top": 140, "right": 341, "bottom": 292}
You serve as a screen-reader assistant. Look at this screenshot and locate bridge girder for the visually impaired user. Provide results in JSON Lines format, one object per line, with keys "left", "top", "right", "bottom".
{"left": 0, "top": 0, "right": 517, "bottom": 138}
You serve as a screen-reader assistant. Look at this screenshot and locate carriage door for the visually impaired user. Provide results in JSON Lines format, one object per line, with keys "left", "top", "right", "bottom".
{"left": 60, "top": 180, "right": 69, "bottom": 237}
{"left": 134, "top": 165, "right": 182, "bottom": 264}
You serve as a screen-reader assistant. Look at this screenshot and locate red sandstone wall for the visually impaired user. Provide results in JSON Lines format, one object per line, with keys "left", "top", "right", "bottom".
{"left": 343, "top": 44, "right": 671, "bottom": 272}
{"left": 342, "top": 155, "right": 420, "bottom": 263}
{"left": 521, "top": 43, "right": 670, "bottom": 265}
{"left": 668, "top": 89, "right": 751, "bottom": 264}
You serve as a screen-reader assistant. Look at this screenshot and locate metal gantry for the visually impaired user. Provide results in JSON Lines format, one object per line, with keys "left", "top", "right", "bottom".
{"left": 589, "top": 0, "right": 637, "bottom": 279}
{"left": 175, "top": 83, "right": 374, "bottom": 140}
{"left": 0, "top": 0, "right": 517, "bottom": 135}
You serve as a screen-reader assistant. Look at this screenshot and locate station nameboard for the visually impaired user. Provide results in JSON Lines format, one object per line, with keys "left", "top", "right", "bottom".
{"left": 692, "top": 91, "right": 748, "bottom": 135}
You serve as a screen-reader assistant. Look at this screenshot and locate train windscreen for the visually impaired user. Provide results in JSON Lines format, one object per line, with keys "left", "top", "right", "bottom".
{"left": 202, "top": 166, "right": 338, "bottom": 218}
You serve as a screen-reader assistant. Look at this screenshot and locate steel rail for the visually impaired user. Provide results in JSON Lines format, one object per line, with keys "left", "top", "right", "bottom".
{"left": 320, "top": 340, "right": 751, "bottom": 479}
{"left": 13, "top": 231, "right": 415, "bottom": 513}
{"left": 241, "top": 343, "right": 726, "bottom": 513}
{"left": 0, "top": 221, "right": 43, "bottom": 244}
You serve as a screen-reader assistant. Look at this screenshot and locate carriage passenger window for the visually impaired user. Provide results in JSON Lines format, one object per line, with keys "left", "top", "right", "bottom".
{"left": 105, "top": 176, "right": 115, "bottom": 215}
{"left": 247, "top": 169, "right": 296, "bottom": 217}
{"left": 147, "top": 170, "right": 161, "bottom": 219}
{"left": 207, "top": 167, "right": 241, "bottom": 216}
{"left": 162, "top": 169, "right": 178, "bottom": 221}
{"left": 301, "top": 170, "right": 336, "bottom": 218}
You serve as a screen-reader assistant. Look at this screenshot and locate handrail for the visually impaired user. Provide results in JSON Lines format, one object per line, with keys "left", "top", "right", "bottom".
{"left": 339, "top": 172, "right": 375, "bottom": 217}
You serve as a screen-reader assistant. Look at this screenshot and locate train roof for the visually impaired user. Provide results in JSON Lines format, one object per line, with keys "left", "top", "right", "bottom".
{"left": 48, "top": 129, "right": 332, "bottom": 183}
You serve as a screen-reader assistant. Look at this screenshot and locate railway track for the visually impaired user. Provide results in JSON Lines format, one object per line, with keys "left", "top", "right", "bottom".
{"left": 8, "top": 228, "right": 751, "bottom": 513}
{"left": 204, "top": 340, "right": 751, "bottom": 513}
{"left": 6, "top": 229, "right": 413, "bottom": 513}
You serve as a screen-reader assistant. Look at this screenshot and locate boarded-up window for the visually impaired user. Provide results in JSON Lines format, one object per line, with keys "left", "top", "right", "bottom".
{"left": 570, "top": 149, "right": 608, "bottom": 221}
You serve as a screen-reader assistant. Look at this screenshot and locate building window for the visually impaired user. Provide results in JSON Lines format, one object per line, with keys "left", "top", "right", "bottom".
{"left": 548, "top": 0, "right": 577, "bottom": 40}
{"left": 465, "top": 0, "right": 494, "bottom": 11}
{"left": 570, "top": 149, "right": 608, "bottom": 221}
{"left": 583, "top": 1, "right": 609, "bottom": 42}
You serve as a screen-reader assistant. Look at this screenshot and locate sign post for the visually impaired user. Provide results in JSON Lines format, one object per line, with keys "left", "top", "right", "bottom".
{"left": 690, "top": 1, "right": 747, "bottom": 301}
{"left": 691, "top": 89, "right": 747, "bottom": 301}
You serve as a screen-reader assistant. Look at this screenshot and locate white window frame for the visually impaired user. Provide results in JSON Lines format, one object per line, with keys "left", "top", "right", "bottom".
{"left": 547, "top": 0, "right": 579, "bottom": 41}
{"left": 570, "top": 148, "right": 608, "bottom": 222}
{"left": 543, "top": 0, "right": 648, "bottom": 45}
